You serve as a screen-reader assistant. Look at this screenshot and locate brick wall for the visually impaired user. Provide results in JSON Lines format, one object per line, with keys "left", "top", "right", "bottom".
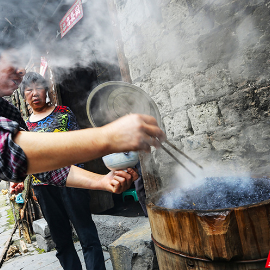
{"left": 113, "top": 0, "right": 270, "bottom": 185}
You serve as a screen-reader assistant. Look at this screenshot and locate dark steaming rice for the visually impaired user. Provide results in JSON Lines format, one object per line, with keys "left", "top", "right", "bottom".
{"left": 157, "top": 177, "right": 270, "bottom": 210}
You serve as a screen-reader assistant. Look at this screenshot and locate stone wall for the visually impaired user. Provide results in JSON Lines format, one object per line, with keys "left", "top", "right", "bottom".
{"left": 113, "top": 0, "right": 270, "bottom": 186}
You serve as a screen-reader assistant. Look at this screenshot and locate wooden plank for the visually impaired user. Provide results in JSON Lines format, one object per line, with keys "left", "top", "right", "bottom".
{"left": 0, "top": 221, "right": 18, "bottom": 267}
{"left": 21, "top": 220, "right": 31, "bottom": 244}
{"left": 20, "top": 240, "right": 28, "bottom": 253}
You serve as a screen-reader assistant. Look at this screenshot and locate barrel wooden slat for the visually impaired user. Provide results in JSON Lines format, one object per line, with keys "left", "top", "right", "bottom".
{"left": 147, "top": 196, "right": 270, "bottom": 270}
{"left": 234, "top": 204, "right": 270, "bottom": 259}
{"left": 148, "top": 205, "right": 204, "bottom": 257}
{"left": 196, "top": 210, "right": 243, "bottom": 260}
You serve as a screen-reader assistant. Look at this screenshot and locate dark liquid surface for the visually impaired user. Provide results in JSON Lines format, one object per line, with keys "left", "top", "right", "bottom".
{"left": 157, "top": 177, "right": 270, "bottom": 210}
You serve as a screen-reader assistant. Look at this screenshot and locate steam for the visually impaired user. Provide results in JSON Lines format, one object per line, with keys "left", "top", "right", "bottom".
{"left": 1, "top": 0, "right": 119, "bottom": 84}
{"left": 157, "top": 160, "right": 270, "bottom": 210}
{"left": 172, "top": 161, "right": 251, "bottom": 191}
{"left": 45, "top": 0, "right": 119, "bottom": 74}
{"left": 2, "top": 0, "right": 266, "bottom": 86}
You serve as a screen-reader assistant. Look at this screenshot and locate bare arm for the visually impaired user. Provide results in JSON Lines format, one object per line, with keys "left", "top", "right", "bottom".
{"left": 66, "top": 165, "right": 138, "bottom": 194}
{"left": 14, "top": 127, "right": 109, "bottom": 174}
{"left": 10, "top": 166, "right": 138, "bottom": 194}
{"left": 14, "top": 114, "right": 166, "bottom": 174}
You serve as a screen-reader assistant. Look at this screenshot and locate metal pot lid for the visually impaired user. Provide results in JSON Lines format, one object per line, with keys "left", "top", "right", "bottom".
{"left": 86, "top": 81, "right": 161, "bottom": 127}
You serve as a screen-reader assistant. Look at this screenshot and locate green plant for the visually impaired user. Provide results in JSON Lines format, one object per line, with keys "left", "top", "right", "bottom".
{"left": 36, "top": 248, "right": 45, "bottom": 254}
{"left": 6, "top": 208, "right": 15, "bottom": 226}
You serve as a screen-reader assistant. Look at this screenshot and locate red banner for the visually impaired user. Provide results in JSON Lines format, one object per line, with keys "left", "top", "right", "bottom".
{"left": 40, "top": 57, "right": 48, "bottom": 77}
{"left": 59, "top": 0, "right": 83, "bottom": 38}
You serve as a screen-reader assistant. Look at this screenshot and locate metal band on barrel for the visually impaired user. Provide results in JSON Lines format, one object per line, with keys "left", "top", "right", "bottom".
{"left": 151, "top": 234, "right": 267, "bottom": 264}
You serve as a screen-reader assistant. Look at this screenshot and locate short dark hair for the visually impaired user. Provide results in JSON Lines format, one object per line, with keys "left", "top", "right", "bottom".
{"left": 20, "top": 72, "right": 49, "bottom": 98}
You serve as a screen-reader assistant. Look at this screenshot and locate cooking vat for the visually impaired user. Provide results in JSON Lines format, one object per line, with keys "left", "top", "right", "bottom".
{"left": 146, "top": 176, "right": 270, "bottom": 269}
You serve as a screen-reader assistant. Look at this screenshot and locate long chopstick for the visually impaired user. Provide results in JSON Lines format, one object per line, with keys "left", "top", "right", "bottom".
{"left": 164, "top": 140, "right": 203, "bottom": 169}
{"left": 159, "top": 144, "right": 196, "bottom": 177}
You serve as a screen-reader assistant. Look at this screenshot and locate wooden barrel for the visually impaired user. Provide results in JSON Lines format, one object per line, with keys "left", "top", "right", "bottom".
{"left": 147, "top": 191, "right": 270, "bottom": 270}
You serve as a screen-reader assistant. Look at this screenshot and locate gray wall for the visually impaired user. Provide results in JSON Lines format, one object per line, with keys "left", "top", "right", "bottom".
{"left": 113, "top": 0, "right": 270, "bottom": 186}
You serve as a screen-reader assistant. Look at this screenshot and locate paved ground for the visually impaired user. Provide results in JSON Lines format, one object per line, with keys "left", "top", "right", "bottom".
{"left": 0, "top": 181, "right": 113, "bottom": 270}
{"left": 1, "top": 242, "right": 112, "bottom": 270}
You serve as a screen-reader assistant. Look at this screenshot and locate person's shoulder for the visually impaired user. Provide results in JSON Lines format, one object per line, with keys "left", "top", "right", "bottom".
{"left": 54, "top": 105, "right": 73, "bottom": 113}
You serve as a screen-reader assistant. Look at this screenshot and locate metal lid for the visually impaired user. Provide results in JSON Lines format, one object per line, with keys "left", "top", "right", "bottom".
{"left": 86, "top": 81, "right": 161, "bottom": 127}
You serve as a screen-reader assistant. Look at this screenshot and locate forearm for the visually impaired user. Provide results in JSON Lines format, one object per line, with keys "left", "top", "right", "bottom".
{"left": 66, "top": 165, "right": 137, "bottom": 193}
{"left": 13, "top": 114, "right": 166, "bottom": 175}
{"left": 65, "top": 165, "right": 106, "bottom": 190}
{"left": 14, "top": 128, "right": 111, "bottom": 174}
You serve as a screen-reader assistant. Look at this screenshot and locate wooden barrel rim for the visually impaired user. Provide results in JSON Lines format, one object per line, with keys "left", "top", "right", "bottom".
{"left": 151, "top": 234, "right": 267, "bottom": 264}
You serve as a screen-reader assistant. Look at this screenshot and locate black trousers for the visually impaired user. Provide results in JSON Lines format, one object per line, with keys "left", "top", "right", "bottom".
{"left": 33, "top": 185, "right": 105, "bottom": 270}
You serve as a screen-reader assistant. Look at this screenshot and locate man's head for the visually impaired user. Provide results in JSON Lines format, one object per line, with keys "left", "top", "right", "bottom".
{"left": 0, "top": 20, "right": 30, "bottom": 97}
